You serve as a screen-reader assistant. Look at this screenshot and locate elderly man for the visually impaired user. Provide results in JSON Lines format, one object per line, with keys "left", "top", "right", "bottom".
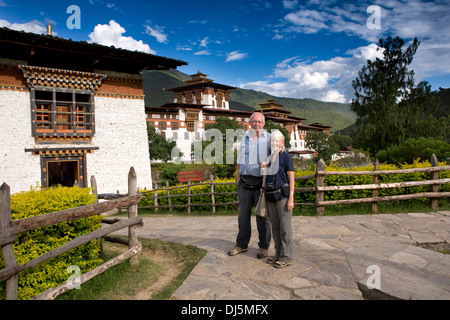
{"left": 228, "top": 112, "right": 271, "bottom": 258}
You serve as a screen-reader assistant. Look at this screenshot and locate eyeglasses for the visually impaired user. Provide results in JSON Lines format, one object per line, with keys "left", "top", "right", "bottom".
{"left": 251, "top": 120, "right": 264, "bottom": 124}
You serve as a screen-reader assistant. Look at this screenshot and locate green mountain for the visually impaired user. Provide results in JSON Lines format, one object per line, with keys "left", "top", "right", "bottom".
{"left": 142, "top": 70, "right": 356, "bottom": 132}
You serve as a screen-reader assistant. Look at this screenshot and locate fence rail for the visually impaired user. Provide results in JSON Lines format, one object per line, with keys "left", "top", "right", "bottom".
{"left": 142, "top": 155, "right": 449, "bottom": 215}
{"left": 0, "top": 167, "right": 143, "bottom": 300}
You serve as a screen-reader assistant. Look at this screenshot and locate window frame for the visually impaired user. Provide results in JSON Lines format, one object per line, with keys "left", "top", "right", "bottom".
{"left": 31, "top": 87, "right": 95, "bottom": 137}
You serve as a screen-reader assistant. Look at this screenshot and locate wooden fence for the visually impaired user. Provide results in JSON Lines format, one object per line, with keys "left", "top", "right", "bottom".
{"left": 143, "top": 176, "right": 237, "bottom": 214}
{"left": 0, "top": 167, "right": 143, "bottom": 300}
{"left": 314, "top": 155, "right": 450, "bottom": 215}
{"left": 142, "top": 154, "right": 449, "bottom": 216}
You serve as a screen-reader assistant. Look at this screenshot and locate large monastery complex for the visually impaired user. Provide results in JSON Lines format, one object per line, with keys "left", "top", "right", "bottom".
{"left": 145, "top": 71, "right": 331, "bottom": 162}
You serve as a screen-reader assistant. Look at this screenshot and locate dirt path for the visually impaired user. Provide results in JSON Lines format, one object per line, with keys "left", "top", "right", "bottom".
{"left": 104, "top": 242, "right": 184, "bottom": 300}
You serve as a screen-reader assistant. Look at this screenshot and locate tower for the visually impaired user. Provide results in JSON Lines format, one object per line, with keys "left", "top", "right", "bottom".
{"left": 166, "top": 71, "right": 235, "bottom": 109}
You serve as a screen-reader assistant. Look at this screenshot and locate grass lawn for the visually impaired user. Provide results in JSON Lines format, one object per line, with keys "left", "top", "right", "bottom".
{"left": 57, "top": 238, "right": 206, "bottom": 300}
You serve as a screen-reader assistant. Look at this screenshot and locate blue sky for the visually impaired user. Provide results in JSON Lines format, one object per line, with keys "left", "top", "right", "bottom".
{"left": 1, "top": 0, "right": 449, "bottom": 103}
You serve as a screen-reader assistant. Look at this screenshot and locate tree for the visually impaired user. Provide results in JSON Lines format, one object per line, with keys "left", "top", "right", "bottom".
{"left": 351, "top": 36, "right": 442, "bottom": 155}
{"left": 331, "top": 134, "right": 353, "bottom": 151}
{"left": 306, "top": 130, "right": 339, "bottom": 162}
{"left": 203, "top": 116, "right": 244, "bottom": 178}
{"left": 147, "top": 123, "right": 180, "bottom": 162}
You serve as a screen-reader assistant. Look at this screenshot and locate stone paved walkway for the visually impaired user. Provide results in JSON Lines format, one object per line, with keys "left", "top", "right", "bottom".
{"left": 114, "top": 211, "right": 450, "bottom": 300}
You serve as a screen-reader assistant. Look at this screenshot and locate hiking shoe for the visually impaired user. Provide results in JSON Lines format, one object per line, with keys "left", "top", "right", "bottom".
{"left": 273, "top": 260, "right": 293, "bottom": 268}
{"left": 228, "top": 246, "right": 248, "bottom": 256}
{"left": 256, "top": 248, "right": 268, "bottom": 259}
{"left": 267, "top": 253, "right": 279, "bottom": 264}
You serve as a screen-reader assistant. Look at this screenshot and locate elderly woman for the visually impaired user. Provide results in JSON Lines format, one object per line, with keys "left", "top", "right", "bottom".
{"left": 261, "top": 130, "right": 295, "bottom": 268}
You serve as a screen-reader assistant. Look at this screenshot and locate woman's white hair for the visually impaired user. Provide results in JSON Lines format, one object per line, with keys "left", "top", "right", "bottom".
{"left": 270, "top": 129, "right": 285, "bottom": 142}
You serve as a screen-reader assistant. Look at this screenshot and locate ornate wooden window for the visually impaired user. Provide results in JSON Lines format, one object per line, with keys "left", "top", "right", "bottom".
{"left": 31, "top": 88, "right": 94, "bottom": 137}
{"left": 186, "top": 111, "right": 199, "bottom": 120}
{"left": 185, "top": 92, "right": 194, "bottom": 104}
{"left": 187, "top": 121, "right": 195, "bottom": 132}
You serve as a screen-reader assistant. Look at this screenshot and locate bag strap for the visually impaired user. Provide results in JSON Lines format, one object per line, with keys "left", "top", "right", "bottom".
{"left": 261, "top": 167, "right": 267, "bottom": 186}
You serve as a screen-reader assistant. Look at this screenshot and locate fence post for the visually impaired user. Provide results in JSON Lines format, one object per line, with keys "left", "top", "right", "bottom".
{"left": 0, "top": 183, "right": 18, "bottom": 300}
{"left": 153, "top": 183, "right": 158, "bottom": 213}
{"left": 372, "top": 159, "right": 379, "bottom": 214}
{"left": 90, "top": 175, "right": 98, "bottom": 202}
{"left": 430, "top": 154, "right": 439, "bottom": 210}
{"left": 127, "top": 167, "right": 139, "bottom": 266}
{"left": 90, "top": 175, "right": 102, "bottom": 257}
{"left": 187, "top": 178, "right": 191, "bottom": 214}
{"left": 210, "top": 174, "right": 216, "bottom": 214}
{"left": 316, "top": 159, "right": 325, "bottom": 216}
{"left": 166, "top": 181, "right": 172, "bottom": 213}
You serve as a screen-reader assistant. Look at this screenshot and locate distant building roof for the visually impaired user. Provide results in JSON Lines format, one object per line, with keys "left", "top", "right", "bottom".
{"left": 146, "top": 103, "right": 207, "bottom": 112}
{"left": 165, "top": 70, "right": 236, "bottom": 92}
{"left": 308, "top": 123, "right": 332, "bottom": 129}
{"left": 202, "top": 107, "right": 253, "bottom": 116}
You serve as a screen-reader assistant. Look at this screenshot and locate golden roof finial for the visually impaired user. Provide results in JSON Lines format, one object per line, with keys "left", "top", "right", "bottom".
{"left": 46, "top": 23, "right": 52, "bottom": 36}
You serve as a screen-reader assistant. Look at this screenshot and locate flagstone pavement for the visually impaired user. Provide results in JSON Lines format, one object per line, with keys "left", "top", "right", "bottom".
{"left": 114, "top": 211, "right": 450, "bottom": 300}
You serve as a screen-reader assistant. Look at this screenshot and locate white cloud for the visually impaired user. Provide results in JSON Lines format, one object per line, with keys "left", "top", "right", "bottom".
{"left": 194, "top": 50, "right": 211, "bottom": 56}
{"left": 225, "top": 50, "right": 248, "bottom": 62}
{"left": 241, "top": 43, "right": 383, "bottom": 103}
{"left": 284, "top": 10, "right": 329, "bottom": 34}
{"left": 412, "top": 41, "right": 450, "bottom": 80}
{"left": 277, "top": 0, "right": 450, "bottom": 43}
{"left": 321, "top": 90, "right": 346, "bottom": 103}
{"left": 233, "top": 26, "right": 246, "bottom": 32}
{"left": 188, "top": 20, "right": 207, "bottom": 24}
{"left": 88, "top": 20, "right": 155, "bottom": 54}
{"left": 199, "top": 36, "right": 209, "bottom": 47}
{"left": 250, "top": 0, "right": 272, "bottom": 11}
{"left": 282, "top": 0, "right": 298, "bottom": 10}
{"left": 176, "top": 44, "right": 193, "bottom": 51}
{"left": 268, "top": 0, "right": 450, "bottom": 98}
{"left": 145, "top": 24, "right": 168, "bottom": 44}
{"left": 0, "top": 19, "right": 47, "bottom": 34}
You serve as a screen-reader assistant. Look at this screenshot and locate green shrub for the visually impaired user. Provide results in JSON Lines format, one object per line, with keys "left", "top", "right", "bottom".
{"left": 0, "top": 186, "right": 102, "bottom": 300}
{"left": 159, "top": 163, "right": 186, "bottom": 186}
{"left": 378, "top": 137, "right": 450, "bottom": 164}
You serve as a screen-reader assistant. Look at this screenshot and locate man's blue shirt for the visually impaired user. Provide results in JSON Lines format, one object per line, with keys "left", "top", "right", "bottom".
{"left": 237, "top": 130, "right": 271, "bottom": 177}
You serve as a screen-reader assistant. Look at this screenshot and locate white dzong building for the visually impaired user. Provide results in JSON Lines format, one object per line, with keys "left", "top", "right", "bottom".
{"left": 146, "top": 71, "right": 331, "bottom": 162}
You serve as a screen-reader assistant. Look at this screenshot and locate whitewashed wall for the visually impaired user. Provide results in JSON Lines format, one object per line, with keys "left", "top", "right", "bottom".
{"left": 89, "top": 96, "right": 152, "bottom": 193}
{"left": 0, "top": 90, "right": 41, "bottom": 193}
{"left": 0, "top": 91, "right": 152, "bottom": 194}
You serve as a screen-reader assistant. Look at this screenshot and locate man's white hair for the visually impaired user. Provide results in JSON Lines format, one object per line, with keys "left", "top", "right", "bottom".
{"left": 250, "top": 112, "right": 265, "bottom": 122}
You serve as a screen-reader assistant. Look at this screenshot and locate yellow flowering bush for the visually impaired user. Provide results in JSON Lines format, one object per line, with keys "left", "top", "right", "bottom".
{"left": 0, "top": 186, "right": 102, "bottom": 300}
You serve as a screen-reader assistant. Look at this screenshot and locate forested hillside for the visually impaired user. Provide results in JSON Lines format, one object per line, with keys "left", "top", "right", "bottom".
{"left": 143, "top": 70, "right": 355, "bottom": 132}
